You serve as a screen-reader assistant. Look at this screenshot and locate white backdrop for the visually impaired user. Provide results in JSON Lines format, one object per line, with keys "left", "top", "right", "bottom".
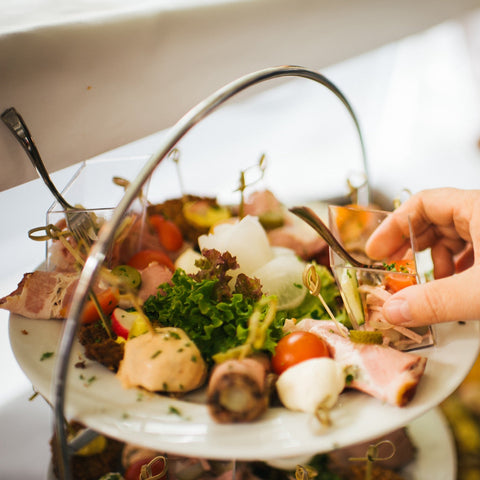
{"left": 1, "top": 0, "right": 480, "bottom": 190}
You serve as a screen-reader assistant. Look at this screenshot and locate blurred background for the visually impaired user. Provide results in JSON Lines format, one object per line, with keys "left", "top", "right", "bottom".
{"left": 2, "top": 0, "right": 480, "bottom": 478}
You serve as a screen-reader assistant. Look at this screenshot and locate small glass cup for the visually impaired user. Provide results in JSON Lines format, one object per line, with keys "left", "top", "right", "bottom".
{"left": 44, "top": 156, "right": 150, "bottom": 271}
{"left": 328, "top": 204, "right": 434, "bottom": 351}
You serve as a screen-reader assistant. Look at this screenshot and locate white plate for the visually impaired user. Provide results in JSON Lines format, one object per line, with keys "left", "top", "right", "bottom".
{"left": 9, "top": 315, "right": 478, "bottom": 461}
{"left": 43, "top": 407, "right": 455, "bottom": 479}
{"left": 403, "top": 407, "right": 456, "bottom": 480}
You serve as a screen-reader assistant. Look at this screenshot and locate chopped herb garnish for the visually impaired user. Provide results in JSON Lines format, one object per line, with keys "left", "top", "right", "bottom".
{"left": 383, "top": 261, "right": 410, "bottom": 273}
{"left": 151, "top": 350, "right": 162, "bottom": 359}
{"left": 168, "top": 405, "right": 182, "bottom": 416}
{"left": 29, "top": 391, "right": 39, "bottom": 401}
{"left": 40, "top": 352, "right": 54, "bottom": 361}
{"left": 80, "top": 375, "right": 97, "bottom": 386}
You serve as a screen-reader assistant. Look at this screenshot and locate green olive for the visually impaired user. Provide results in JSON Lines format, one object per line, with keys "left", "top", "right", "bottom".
{"left": 111, "top": 265, "right": 142, "bottom": 291}
{"left": 258, "top": 211, "right": 285, "bottom": 230}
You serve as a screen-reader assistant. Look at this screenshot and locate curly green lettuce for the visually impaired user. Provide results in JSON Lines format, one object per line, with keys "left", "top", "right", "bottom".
{"left": 143, "top": 249, "right": 283, "bottom": 364}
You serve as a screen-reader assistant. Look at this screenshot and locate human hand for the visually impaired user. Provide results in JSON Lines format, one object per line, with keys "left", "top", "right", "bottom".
{"left": 365, "top": 188, "right": 480, "bottom": 327}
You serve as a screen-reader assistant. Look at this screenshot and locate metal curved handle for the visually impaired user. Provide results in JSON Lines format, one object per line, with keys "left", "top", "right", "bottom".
{"left": 53, "top": 65, "right": 369, "bottom": 478}
{"left": 1, "top": 107, "right": 73, "bottom": 210}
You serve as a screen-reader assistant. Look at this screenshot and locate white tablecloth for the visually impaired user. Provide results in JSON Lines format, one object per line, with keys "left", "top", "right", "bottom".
{"left": 1, "top": 0, "right": 480, "bottom": 190}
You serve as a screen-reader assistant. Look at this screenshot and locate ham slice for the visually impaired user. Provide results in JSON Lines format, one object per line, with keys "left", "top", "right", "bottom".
{"left": 137, "top": 263, "right": 173, "bottom": 302}
{"left": 1, "top": 271, "right": 79, "bottom": 319}
{"left": 243, "top": 190, "right": 284, "bottom": 218}
{"left": 267, "top": 222, "right": 327, "bottom": 261}
{"left": 283, "top": 319, "right": 427, "bottom": 407}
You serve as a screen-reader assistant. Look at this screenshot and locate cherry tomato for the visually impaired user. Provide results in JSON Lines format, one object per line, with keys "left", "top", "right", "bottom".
{"left": 124, "top": 456, "right": 167, "bottom": 480}
{"left": 384, "top": 259, "right": 417, "bottom": 293}
{"left": 149, "top": 214, "right": 183, "bottom": 252}
{"left": 271, "top": 331, "right": 330, "bottom": 375}
{"left": 127, "top": 249, "right": 175, "bottom": 271}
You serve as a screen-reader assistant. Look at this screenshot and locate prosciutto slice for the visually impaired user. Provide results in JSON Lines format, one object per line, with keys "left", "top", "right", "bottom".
{"left": 1, "top": 271, "right": 79, "bottom": 319}
{"left": 283, "top": 319, "right": 427, "bottom": 407}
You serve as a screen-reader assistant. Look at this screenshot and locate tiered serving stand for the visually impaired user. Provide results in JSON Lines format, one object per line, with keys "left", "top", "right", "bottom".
{"left": 8, "top": 66, "right": 480, "bottom": 479}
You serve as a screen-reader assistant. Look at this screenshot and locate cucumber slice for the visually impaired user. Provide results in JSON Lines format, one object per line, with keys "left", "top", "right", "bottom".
{"left": 337, "top": 267, "right": 365, "bottom": 328}
{"left": 253, "top": 252, "right": 307, "bottom": 311}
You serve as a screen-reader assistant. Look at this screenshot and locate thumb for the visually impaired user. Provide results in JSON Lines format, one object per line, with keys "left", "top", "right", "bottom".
{"left": 383, "top": 267, "right": 480, "bottom": 327}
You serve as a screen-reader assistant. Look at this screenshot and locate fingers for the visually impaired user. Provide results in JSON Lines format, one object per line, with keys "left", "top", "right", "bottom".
{"left": 383, "top": 267, "right": 480, "bottom": 327}
{"left": 364, "top": 188, "right": 480, "bottom": 327}
{"left": 430, "top": 242, "right": 458, "bottom": 278}
{"left": 455, "top": 244, "right": 474, "bottom": 273}
{"left": 365, "top": 213, "right": 408, "bottom": 260}
{"left": 366, "top": 188, "right": 476, "bottom": 261}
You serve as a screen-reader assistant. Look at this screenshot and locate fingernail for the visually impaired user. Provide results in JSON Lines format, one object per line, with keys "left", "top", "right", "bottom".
{"left": 384, "top": 297, "right": 412, "bottom": 325}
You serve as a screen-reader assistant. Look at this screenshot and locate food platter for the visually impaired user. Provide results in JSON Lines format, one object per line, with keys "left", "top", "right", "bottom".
{"left": 9, "top": 313, "right": 479, "bottom": 461}
{"left": 5, "top": 66, "right": 478, "bottom": 473}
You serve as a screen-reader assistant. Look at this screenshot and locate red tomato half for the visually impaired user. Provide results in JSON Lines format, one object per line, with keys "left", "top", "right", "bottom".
{"left": 271, "top": 331, "right": 330, "bottom": 375}
{"left": 127, "top": 249, "right": 175, "bottom": 271}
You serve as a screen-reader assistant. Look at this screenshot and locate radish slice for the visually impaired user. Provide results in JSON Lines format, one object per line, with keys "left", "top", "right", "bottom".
{"left": 111, "top": 308, "right": 142, "bottom": 340}
{"left": 253, "top": 253, "right": 307, "bottom": 310}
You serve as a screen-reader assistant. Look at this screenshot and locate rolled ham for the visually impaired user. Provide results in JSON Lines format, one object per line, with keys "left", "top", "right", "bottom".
{"left": 207, "top": 356, "right": 271, "bottom": 423}
{"left": 284, "top": 319, "right": 427, "bottom": 407}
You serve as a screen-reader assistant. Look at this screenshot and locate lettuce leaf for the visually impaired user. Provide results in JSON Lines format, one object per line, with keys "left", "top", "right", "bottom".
{"left": 143, "top": 250, "right": 283, "bottom": 364}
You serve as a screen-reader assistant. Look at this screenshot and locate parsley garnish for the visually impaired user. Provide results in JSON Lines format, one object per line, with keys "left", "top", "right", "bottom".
{"left": 40, "top": 352, "right": 54, "bottom": 361}
{"left": 168, "top": 405, "right": 182, "bottom": 416}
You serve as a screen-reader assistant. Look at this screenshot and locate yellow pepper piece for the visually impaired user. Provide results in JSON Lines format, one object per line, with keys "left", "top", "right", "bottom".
{"left": 128, "top": 315, "right": 151, "bottom": 339}
{"left": 183, "top": 200, "right": 231, "bottom": 228}
{"left": 75, "top": 435, "right": 107, "bottom": 456}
